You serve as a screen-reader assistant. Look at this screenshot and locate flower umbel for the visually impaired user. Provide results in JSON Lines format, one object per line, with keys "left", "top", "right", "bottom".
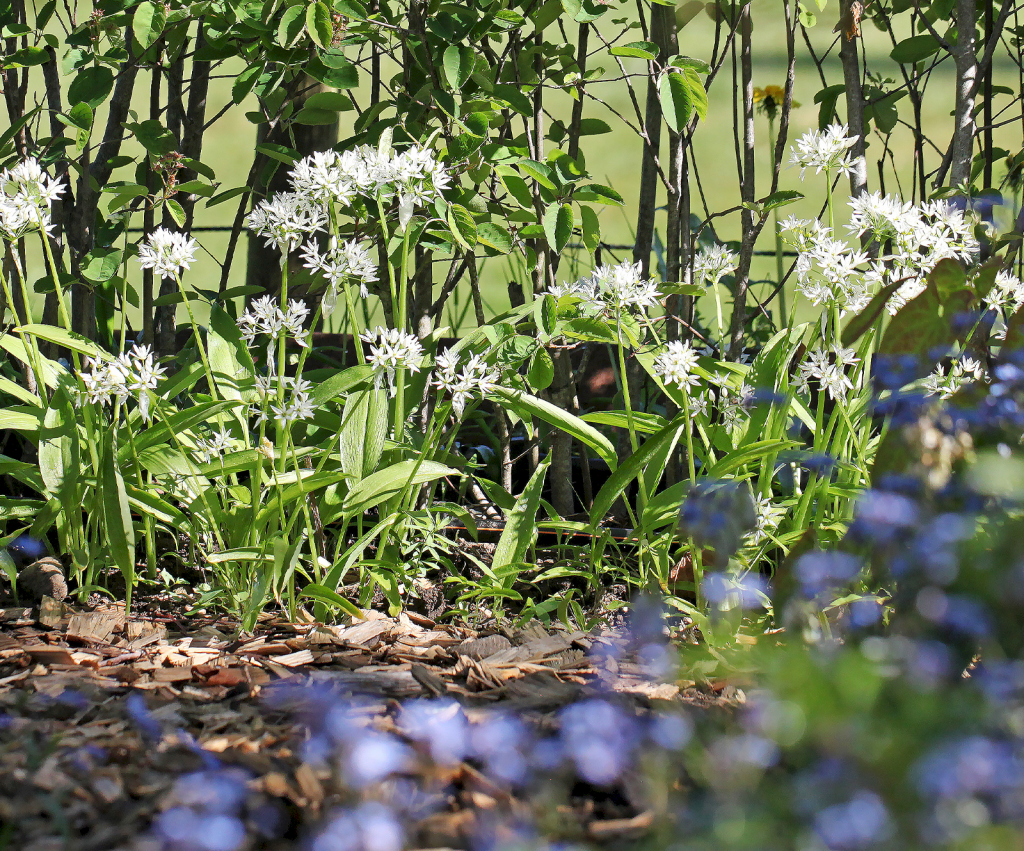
{"left": 0, "top": 157, "right": 65, "bottom": 240}
{"left": 361, "top": 326, "right": 423, "bottom": 396}
{"left": 433, "top": 350, "right": 500, "bottom": 419}
{"left": 654, "top": 340, "right": 701, "bottom": 390}
{"left": 137, "top": 227, "right": 198, "bottom": 279}
{"left": 549, "top": 260, "right": 661, "bottom": 316}
{"left": 790, "top": 124, "right": 861, "bottom": 180}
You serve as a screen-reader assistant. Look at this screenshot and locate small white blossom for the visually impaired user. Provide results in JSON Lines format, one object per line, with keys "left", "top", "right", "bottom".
{"left": 238, "top": 296, "right": 310, "bottom": 373}
{"left": 75, "top": 344, "right": 165, "bottom": 421}
{"left": 246, "top": 192, "right": 327, "bottom": 257}
{"left": 433, "top": 350, "right": 500, "bottom": 419}
{"left": 300, "top": 237, "right": 379, "bottom": 303}
{"left": 748, "top": 495, "right": 785, "bottom": 544}
{"left": 361, "top": 326, "right": 424, "bottom": 396}
{"left": 137, "top": 227, "right": 198, "bottom": 279}
{"left": 549, "top": 260, "right": 661, "bottom": 316}
{"left": 0, "top": 157, "right": 65, "bottom": 240}
{"left": 289, "top": 150, "right": 358, "bottom": 208}
{"left": 693, "top": 244, "right": 739, "bottom": 287}
{"left": 988, "top": 270, "right": 1024, "bottom": 313}
{"left": 194, "top": 428, "right": 235, "bottom": 463}
{"left": 789, "top": 123, "right": 861, "bottom": 180}
{"left": 654, "top": 340, "right": 701, "bottom": 390}
{"left": 795, "top": 347, "right": 855, "bottom": 401}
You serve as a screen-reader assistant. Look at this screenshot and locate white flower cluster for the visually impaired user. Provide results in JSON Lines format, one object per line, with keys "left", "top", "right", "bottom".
{"left": 300, "top": 236, "right": 378, "bottom": 306}
{"left": 288, "top": 144, "right": 451, "bottom": 228}
{"left": 781, "top": 193, "right": 978, "bottom": 315}
{"left": 712, "top": 377, "right": 753, "bottom": 430}
{"left": 793, "top": 345, "right": 860, "bottom": 402}
{"left": 253, "top": 375, "right": 316, "bottom": 426}
{"left": 433, "top": 350, "right": 500, "bottom": 419}
{"left": 360, "top": 326, "right": 424, "bottom": 396}
{"left": 246, "top": 193, "right": 328, "bottom": 258}
{"left": 0, "top": 157, "right": 65, "bottom": 240}
{"left": 238, "top": 295, "right": 310, "bottom": 376}
{"left": 194, "top": 428, "right": 235, "bottom": 464}
{"left": 137, "top": 227, "right": 198, "bottom": 279}
{"left": 692, "top": 244, "right": 739, "bottom": 287}
{"left": 987, "top": 270, "right": 1024, "bottom": 313}
{"left": 749, "top": 494, "right": 786, "bottom": 545}
{"left": 548, "top": 260, "right": 662, "bottom": 316}
{"left": 922, "top": 357, "right": 985, "bottom": 399}
{"left": 76, "top": 344, "right": 165, "bottom": 421}
{"left": 789, "top": 124, "right": 861, "bottom": 180}
{"left": 653, "top": 340, "right": 701, "bottom": 390}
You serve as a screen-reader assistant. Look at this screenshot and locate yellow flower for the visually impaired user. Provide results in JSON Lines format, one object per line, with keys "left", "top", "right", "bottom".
{"left": 753, "top": 85, "right": 799, "bottom": 119}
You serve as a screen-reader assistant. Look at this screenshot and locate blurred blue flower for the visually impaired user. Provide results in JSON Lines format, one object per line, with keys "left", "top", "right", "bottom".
{"left": 677, "top": 480, "right": 756, "bottom": 558}
{"left": 703, "top": 572, "right": 770, "bottom": 610}
{"left": 559, "top": 700, "right": 639, "bottom": 785}
{"left": 847, "top": 489, "right": 920, "bottom": 547}
{"left": 171, "top": 768, "right": 250, "bottom": 815}
{"left": 813, "top": 791, "right": 892, "bottom": 850}
{"left": 126, "top": 691, "right": 163, "bottom": 743}
{"left": 399, "top": 698, "right": 469, "bottom": 765}
{"left": 154, "top": 807, "right": 246, "bottom": 851}
{"left": 470, "top": 712, "right": 531, "bottom": 785}
{"left": 795, "top": 551, "right": 862, "bottom": 599}
{"left": 309, "top": 802, "right": 404, "bottom": 851}
{"left": 917, "top": 737, "right": 1024, "bottom": 801}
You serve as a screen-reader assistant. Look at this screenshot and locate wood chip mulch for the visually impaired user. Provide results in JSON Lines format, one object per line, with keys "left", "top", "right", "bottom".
{"left": 0, "top": 597, "right": 740, "bottom": 850}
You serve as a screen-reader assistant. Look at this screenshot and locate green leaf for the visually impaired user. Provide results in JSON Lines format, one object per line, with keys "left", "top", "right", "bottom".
{"left": 17, "top": 323, "right": 105, "bottom": 359}
{"left": 342, "top": 460, "right": 461, "bottom": 515}
{"left": 101, "top": 430, "right": 136, "bottom": 599}
{"left": 80, "top": 246, "right": 122, "bottom": 284}
{"left": 39, "top": 379, "right": 79, "bottom": 498}
{"left": 492, "top": 458, "right": 549, "bottom": 572}
{"left": 589, "top": 416, "right": 686, "bottom": 527}
{"left": 890, "top": 33, "right": 940, "bottom": 64}
{"left": 67, "top": 102, "right": 93, "bottom": 132}
{"left": 304, "top": 91, "right": 353, "bottom": 111}
{"left": 310, "top": 364, "right": 375, "bottom": 404}
{"left": 610, "top": 40, "right": 658, "bottom": 59}
{"left": 660, "top": 71, "right": 693, "bottom": 132}
{"left": 443, "top": 44, "right": 474, "bottom": 91}
{"left": 299, "top": 584, "right": 364, "bottom": 618}
{"left": 278, "top": 4, "right": 306, "bottom": 46}
{"left": 448, "top": 204, "right": 478, "bottom": 250}
{"left": 580, "top": 205, "right": 600, "bottom": 254}
{"left": 573, "top": 183, "right": 623, "bottom": 205}
{"left": 340, "top": 388, "right": 388, "bottom": 481}
{"left": 232, "top": 65, "right": 261, "bottom": 104}
{"left": 68, "top": 66, "right": 113, "bottom": 108}
{"left": 707, "top": 439, "right": 800, "bottom": 477}
{"left": 493, "top": 387, "right": 617, "bottom": 469}
{"left": 165, "top": 198, "right": 186, "bottom": 227}
{"left": 760, "top": 189, "right": 804, "bottom": 212}
{"left": 527, "top": 348, "right": 554, "bottom": 390}
{"left": 133, "top": 1, "right": 166, "bottom": 49}
{"left": 207, "top": 306, "right": 255, "bottom": 404}
{"left": 813, "top": 84, "right": 846, "bottom": 130}
{"left": 682, "top": 67, "right": 708, "bottom": 121}
{"left": 543, "top": 202, "right": 572, "bottom": 252}
{"left": 477, "top": 222, "right": 512, "bottom": 254}
{"left": 127, "top": 119, "right": 176, "bottom": 156}
{"left": 493, "top": 84, "right": 533, "bottom": 116}
{"left": 294, "top": 107, "right": 340, "bottom": 125}
{"left": 306, "top": 54, "right": 359, "bottom": 89}
{"left": 306, "top": 1, "right": 333, "bottom": 49}
{"left": 255, "top": 142, "right": 300, "bottom": 165}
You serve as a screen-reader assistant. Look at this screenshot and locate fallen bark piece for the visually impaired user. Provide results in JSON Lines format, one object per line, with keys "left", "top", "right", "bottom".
{"left": 18, "top": 558, "right": 67, "bottom": 602}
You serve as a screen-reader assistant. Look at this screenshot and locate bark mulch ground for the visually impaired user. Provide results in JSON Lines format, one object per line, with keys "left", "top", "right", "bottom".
{"left": 0, "top": 594, "right": 740, "bottom": 850}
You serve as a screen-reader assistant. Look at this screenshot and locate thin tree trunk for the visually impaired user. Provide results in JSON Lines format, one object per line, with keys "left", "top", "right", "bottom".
{"left": 839, "top": 0, "right": 868, "bottom": 198}
{"left": 948, "top": 0, "right": 978, "bottom": 187}
{"left": 728, "top": 2, "right": 755, "bottom": 359}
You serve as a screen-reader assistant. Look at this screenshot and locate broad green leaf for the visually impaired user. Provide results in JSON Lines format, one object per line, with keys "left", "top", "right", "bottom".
{"left": 306, "top": 2, "right": 333, "bottom": 49}
{"left": 477, "top": 222, "right": 512, "bottom": 254}
{"left": 307, "top": 54, "right": 359, "bottom": 89}
{"left": 133, "top": 1, "right": 166, "bottom": 48}
{"left": 589, "top": 416, "right": 686, "bottom": 527}
{"left": 890, "top": 34, "right": 940, "bottom": 64}
{"left": 304, "top": 91, "right": 353, "bottom": 111}
{"left": 683, "top": 68, "right": 708, "bottom": 121}
{"left": 582, "top": 410, "right": 668, "bottom": 435}
{"left": 842, "top": 280, "right": 903, "bottom": 348}
{"left": 340, "top": 388, "right": 388, "bottom": 481}
{"left": 38, "top": 379, "right": 78, "bottom": 498}
{"left": 299, "top": 584, "right": 363, "bottom": 618}
{"left": 127, "top": 119, "right": 176, "bottom": 156}
{"left": 707, "top": 439, "right": 800, "bottom": 477}
{"left": 278, "top": 4, "right": 306, "bottom": 46}
{"left": 543, "top": 202, "right": 572, "bottom": 252}
{"left": 68, "top": 66, "right": 113, "bottom": 108}
{"left": 610, "top": 40, "right": 658, "bottom": 59}
{"left": 492, "top": 458, "right": 549, "bottom": 572}
{"left": 660, "top": 71, "right": 692, "bottom": 132}
{"left": 101, "top": 430, "right": 136, "bottom": 599}
{"left": 493, "top": 387, "right": 617, "bottom": 469}
{"left": 310, "top": 364, "right": 375, "bottom": 404}
{"left": 527, "top": 348, "right": 554, "bottom": 390}
{"left": 447, "top": 203, "right": 477, "bottom": 249}
{"left": 443, "top": 45, "right": 474, "bottom": 91}
{"left": 580, "top": 205, "right": 600, "bottom": 254}
{"left": 80, "top": 246, "right": 122, "bottom": 284}
{"left": 294, "top": 107, "right": 339, "bottom": 125}
{"left": 125, "top": 483, "right": 190, "bottom": 529}
{"left": 17, "top": 323, "right": 105, "bottom": 358}
{"left": 208, "top": 305, "right": 255, "bottom": 404}
{"left": 760, "top": 190, "right": 804, "bottom": 212}
{"left": 342, "top": 460, "right": 461, "bottom": 515}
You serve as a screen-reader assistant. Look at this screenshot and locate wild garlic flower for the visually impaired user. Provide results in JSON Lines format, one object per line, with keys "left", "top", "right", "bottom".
{"left": 194, "top": 428, "right": 236, "bottom": 464}
{"left": 654, "top": 340, "right": 701, "bottom": 390}
{"left": 253, "top": 376, "right": 316, "bottom": 426}
{"left": 137, "top": 227, "right": 198, "bottom": 279}
{"left": 693, "top": 244, "right": 739, "bottom": 287}
{"left": 988, "top": 270, "right": 1024, "bottom": 313}
{"left": 246, "top": 192, "right": 327, "bottom": 257}
{"left": 923, "top": 357, "right": 985, "bottom": 399}
{"left": 300, "top": 237, "right": 378, "bottom": 305}
{"left": 789, "top": 123, "right": 861, "bottom": 180}
{"left": 238, "top": 296, "right": 310, "bottom": 373}
{"left": 289, "top": 150, "right": 359, "bottom": 208}
{"left": 847, "top": 192, "right": 917, "bottom": 245}
{"left": 548, "top": 260, "right": 661, "bottom": 316}
{"left": 361, "top": 326, "right": 423, "bottom": 396}
{"left": 75, "top": 344, "right": 165, "bottom": 421}
{"left": 749, "top": 494, "right": 786, "bottom": 544}
{"left": 433, "top": 350, "right": 500, "bottom": 419}
{"left": 794, "top": 347, "right": 855, "bottom": 402}
{"left": 0, "top": 157, "right": 65, "bottom": 240}
{"left": 784, "top": 222, "right": 871, "bottom": 313}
